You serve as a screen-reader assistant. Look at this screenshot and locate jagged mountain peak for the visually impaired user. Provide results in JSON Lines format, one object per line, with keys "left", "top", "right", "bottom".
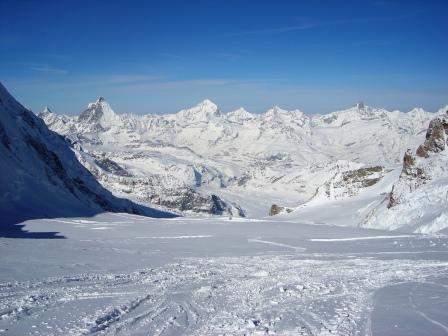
{"left": 42, "top": 106, "right": 52, "bottom": 114}
{"left": 176, "top": 99, "right": 220, "bottom": 122}
{"left": 227, "top": 107, "right": 255, "bottom": 122}
{"left": 197, "top": 99, "right": 217, "bottom": 110}
{"left": 265, "top": 105, "right": 289, "bottom": 116}
{"left": 407, "top": 107, "right": 431, "bottom": 121}
{"left": 264, "top": 106, "right": 306, "bottom": 121}
{"left": 87, "top": 96, "right": 113, "bottom": 110}
{"left": 191, "top": 99, "right": 219, "bottom": 115}
{"left": 80, "top": 97, "right": 119, "bottom": 127}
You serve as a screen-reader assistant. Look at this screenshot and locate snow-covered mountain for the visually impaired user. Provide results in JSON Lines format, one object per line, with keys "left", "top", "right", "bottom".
{"left": 39, "top": 97, "right": 442, "bottom": 219}
{"left": 363, "top": 111, "right": 448, "bottom": 233}
{"left": 0, "top": 83, "right": 173, "bottom": 226}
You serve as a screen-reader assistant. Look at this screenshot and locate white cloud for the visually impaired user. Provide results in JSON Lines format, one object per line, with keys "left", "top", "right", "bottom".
{"left": 30, "top": 66, "right": 68, "bottom": 75}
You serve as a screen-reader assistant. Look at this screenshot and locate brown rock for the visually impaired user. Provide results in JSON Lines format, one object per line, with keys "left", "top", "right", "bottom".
{"left": 269, "top": 204, "right": 292, "bottom": 216}
{"left": 416, "top": 117, "right": 448, "bottom": 158}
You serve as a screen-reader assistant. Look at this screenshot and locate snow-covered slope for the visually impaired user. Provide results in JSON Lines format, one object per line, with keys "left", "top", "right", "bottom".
{"left": 363, "top": 111, "right": 448, "bottom": 233}
{"left": 273, "top": 109, "right": 448, "bottom": 234}
{"left": 0, "top": 83, "right": 173, "bottom": 226}
{"left": 40, "top": 98, "right": 439, "bottom": 218}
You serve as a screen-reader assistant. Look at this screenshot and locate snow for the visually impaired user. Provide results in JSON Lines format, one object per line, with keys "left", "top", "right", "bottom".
{"left": 1, "top": 213, "right": 447, "bottom": 335}
{"left": 308, "top": 235, "right": 415, "bottom": 242}
{"left": 0, "top": 82, "right": 173, "bottom": 226}
{"left": 39, "top": 96, "right": 443, "bottom": 223}
{"left": 2, "top": 84, "right": 448, "bottom": 334}
{"left": 35, "top": 95, "right": 448, "bottom": 232}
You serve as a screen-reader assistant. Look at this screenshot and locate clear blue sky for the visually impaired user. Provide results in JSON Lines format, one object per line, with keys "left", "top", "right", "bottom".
{"left": 1, "top": 0, "right": 447, "bottom": 115}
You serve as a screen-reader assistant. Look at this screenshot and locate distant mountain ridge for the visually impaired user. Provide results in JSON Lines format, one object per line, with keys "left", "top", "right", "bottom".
{"left": 38, "top": 96, "right": 445, "bottom": 219}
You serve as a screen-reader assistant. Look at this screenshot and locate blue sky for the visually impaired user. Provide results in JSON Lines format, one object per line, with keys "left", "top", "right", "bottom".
{"left": 1, "top": 0, "right": 447, "bottom": 115}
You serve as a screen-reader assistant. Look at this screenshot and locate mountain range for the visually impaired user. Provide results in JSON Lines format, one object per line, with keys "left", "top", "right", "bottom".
{"left": 37, "top": 92, "right": 448, "bottom": 232}
{"left": 1, "top": 80, "right": 446, "bottom": 233}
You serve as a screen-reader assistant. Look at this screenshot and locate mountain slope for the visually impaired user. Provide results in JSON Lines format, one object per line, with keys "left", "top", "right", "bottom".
{"left": 40, "top": 98, "right": 439, "bottom": 218}
{"left": 362, "top": 110, "right": 448, "bottom": 233}
{"left": 0, "top": 83, "right": 174, "bottom": 227}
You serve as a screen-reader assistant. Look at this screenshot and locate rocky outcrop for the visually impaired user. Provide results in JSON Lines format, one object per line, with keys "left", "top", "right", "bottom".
{"left": 363, "top": 110, "right": 448, "bottom": 233}
{"left": 416, "top": 114, "right": 448, "bottom": 158}
{"left": 341, "top": 166, "right": 383, "bottom": 188}
{"left": 269, "top": 204, "right": 292, "bottom": 216}
{"left": 148, "top": 187, "right": 245, "bottom": 216}
{"left": 73, "top": 149, "right": 245, "bottom": 217}
{"left": 387, "top": 149, "right": 428, "bottom": 208}
{"left": 387, "top": 111, "right": 448, "bottom": 208}
{"left": 312, "top": 164, "right": 385, "bottom": 201}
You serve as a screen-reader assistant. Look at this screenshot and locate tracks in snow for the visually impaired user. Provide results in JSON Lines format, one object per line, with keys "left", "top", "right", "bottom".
{"left": 1, "top": 256, "right": 447, "bottom": 335}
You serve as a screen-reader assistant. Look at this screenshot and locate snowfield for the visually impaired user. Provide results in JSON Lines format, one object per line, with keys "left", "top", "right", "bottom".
{"left": 1, "top": 213, "right": 448, "bottom": 335}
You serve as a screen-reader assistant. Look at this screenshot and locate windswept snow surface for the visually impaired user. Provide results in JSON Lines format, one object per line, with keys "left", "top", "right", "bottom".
{"left": 1, "top": 214, "right": 448, "bottom": 335}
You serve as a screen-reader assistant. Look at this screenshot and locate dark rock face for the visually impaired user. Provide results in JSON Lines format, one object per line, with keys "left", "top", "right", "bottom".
{"left": 401, "top": 149, "right": 426, "bottom": 179}
{"left": 0, "top": 82, "right": 174, "bottom": 225}
{"left": 94, "top": 157, "right": 131, "bottom": 177}
{"left": 79, "top": 103, "right": 104, "bottom": 125}
{"left": 403, "top": 149, "right": 416, "bottom": 172}
{"left": 388, "top": 149, "right": 429, "bottom": 209}
{"left": 269, "top": 204, "right": 292, "bottom": 216}
{"left": 147, "top": 187, "right": 245, "bottom": 216}
{"left": 341, "top": 166, "right": 383, "bottom": 188}
{"left": 386, "top": 113, "right": 448, "bottom": 209}
{"left": 27, "top": 135, "right": 68, "bottom": 185}
{"left": 0, "top": 121, "right": 10, "bottom": 149}
{"left": 416, "top": 115, "right": 448, "bottom": 158}
{"left": 210, "top": 194, "right": 226, "bottom": 214}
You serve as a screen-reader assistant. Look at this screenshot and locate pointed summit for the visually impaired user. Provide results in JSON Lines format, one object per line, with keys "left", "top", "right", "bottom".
{"left": 265, "top": 105, "right": 289, "bottom": 118}
{"left": 79, "top": 97, "right": 119, "bottom": 129}
{"left": 196, "top": 99, "right": 219, "bottom": 113}
{"left": 176, "top": 99, "right": 220, "bottom": 122}
{"left": 37, "top": 106, "right": 53, "bottom": 119}
{"left": 227, "top": 107, "right": 255, "bottom": 122}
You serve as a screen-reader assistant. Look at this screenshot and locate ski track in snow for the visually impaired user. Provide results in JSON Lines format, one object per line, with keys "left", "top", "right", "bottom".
{"left": 308, "top": 235, "right": 415, "bottom": 242}
{"left": 135, "top": 235, "right": 213, "bottom": 239}
{"left": 408, "top": 283, "right": 448, "bottom": 333}
{"left": 1, "top": 256, "right": 447, "bottom": 335}
{"left": 248, "top": 238, "right": 306, "bottom": 252}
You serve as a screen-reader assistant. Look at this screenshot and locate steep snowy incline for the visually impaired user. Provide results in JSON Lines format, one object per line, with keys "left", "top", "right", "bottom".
{"left": 0, "top": 83, "right": 173, "bottom": 227}
{"left": 363, "top": 110, "right": 448, "bottom": 233}
{"left": 281, "top": 108, "right": 448, "bottom": 234}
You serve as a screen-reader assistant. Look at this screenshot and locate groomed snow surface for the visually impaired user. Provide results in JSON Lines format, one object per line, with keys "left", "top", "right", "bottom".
{"left": 1, "top": 213, "right": 448, "bottom": 335}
